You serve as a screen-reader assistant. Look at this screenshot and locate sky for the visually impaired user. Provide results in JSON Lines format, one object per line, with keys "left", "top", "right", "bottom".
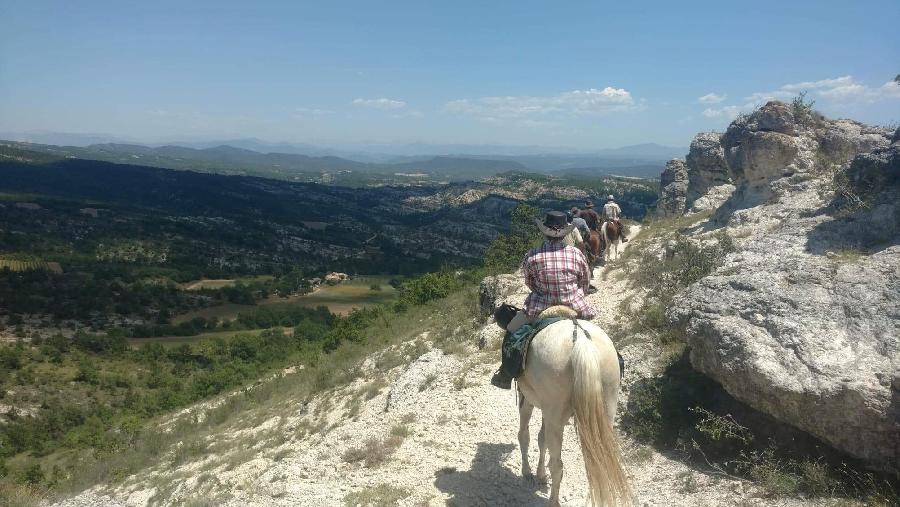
{"left": 1, "top": 0, "right": 899, "bottom": 150}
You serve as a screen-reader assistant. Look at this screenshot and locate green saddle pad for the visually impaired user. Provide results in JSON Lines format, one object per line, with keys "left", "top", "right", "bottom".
{"left": 501, "top": 317, "right": 567, "bottom": 378}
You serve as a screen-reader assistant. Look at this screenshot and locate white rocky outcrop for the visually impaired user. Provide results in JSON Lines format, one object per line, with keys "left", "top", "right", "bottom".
{"left": 666, "top": 101, "right": 899, "bottom": 471}
{"left": 655, "top": 159, "right": 688, "bottom": 217}
{"left": 685, "top": 132, "right": 732, "bottom": 205}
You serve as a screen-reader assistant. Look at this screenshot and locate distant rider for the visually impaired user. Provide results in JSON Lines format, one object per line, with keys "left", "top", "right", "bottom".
{"left": 491, "top": 211, "right": 597, "bottom": 389}
{"left": 579, "top": 200, "right": 602, "bottom": 232}
{"left": 602, "top": 195, "right": 628, "bottom": 242}
{"left": 569, "top": 207, "right": 591, "bottom": 240}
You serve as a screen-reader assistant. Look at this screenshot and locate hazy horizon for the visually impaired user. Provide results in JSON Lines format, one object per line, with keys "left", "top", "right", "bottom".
{"left": 2, "top": 1, "right": 898, "bottom": 149}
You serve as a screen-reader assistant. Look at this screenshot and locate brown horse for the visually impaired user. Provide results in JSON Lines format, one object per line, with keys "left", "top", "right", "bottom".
{"left": 584, "top": 229, "right": 604, "bottom": 267}
{"left": 601, "top": 220, "right": 622, "bottom": 262}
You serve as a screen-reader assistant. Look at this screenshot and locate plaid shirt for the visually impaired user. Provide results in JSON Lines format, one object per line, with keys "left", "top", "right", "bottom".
{"left": 522, "top": 239, "right": 596, "bottom": 318}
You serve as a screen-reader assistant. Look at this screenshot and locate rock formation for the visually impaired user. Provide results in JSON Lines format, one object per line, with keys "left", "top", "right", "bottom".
{"left": 667, "top": 101, "right": 899, "bottom": 471}
{"left": 686, "top": 132, "right": 732, "bottom": 207}
{"left": 655, "top": 159, "right": 688, "bottom": 217}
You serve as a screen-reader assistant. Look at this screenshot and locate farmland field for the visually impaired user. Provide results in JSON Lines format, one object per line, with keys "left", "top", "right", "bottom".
{"left": 261, "top": 275, "right": 397, "bottom": 314}
{"left": 127, "top": 327, "right": 292, "bottom": 348}
{"left": 172, "top": 275, "right": 398, "bottom": 324}
{"left": 182, "top": 275, "right": 274, "bottom": 290}
{"left": 0, "top": 258, "right": 61, "bottom": 273}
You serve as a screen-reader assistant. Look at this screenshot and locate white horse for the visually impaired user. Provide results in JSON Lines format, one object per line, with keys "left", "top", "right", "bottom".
{"left": 515, "top": 309, "right": 632, "bottom": 506}
{"left": 600, "top": 221, "right": 622, "bottom": 263}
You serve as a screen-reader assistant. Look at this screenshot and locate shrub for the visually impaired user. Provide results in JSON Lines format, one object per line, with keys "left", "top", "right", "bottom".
{"left": 342, "top": 434, "right": 404, "bottom": 468}
{"left": 343, "top": 483, "right": 409, "bottom": 507}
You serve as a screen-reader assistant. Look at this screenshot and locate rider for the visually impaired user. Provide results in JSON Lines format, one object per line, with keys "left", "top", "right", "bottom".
{"left": 491, "top": 211, "right": 597, "bottom": 389}
{"left": 569, "top": 207, "right": 591, "bottom": 240}
{"left": 602, "top": 195, "right": 628, "bottom": 242}
{"left": 579, "top": 200, "right": 602, "bottom": 232}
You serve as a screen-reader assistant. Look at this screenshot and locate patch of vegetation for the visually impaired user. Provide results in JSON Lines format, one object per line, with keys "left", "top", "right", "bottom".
{"left": 0, "top": 266, "right": 479, "bottom": 497}
{"left": 622, "top": 353, "right": 898, "bottom": 502}
{"left": 341, "top": 433, "right": 405, "bottom": 469}
{"left": 791, "top": 91, "right": 825, "bottom": 127}
{"left": 343, "top": 483, "right": 410, "bottom": 507}
{"left": 625, "top": 230, "right": 735, "bottom": 343}
{"left": 482, "top": 204, "right": 542, "bottom": 275}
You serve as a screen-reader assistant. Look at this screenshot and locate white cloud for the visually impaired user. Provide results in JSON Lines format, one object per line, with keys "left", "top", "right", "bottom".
{"left": 445, "top": 87, "right": 637, "bottom": 120}
{"left": 352, "top": 98, "right": 406, "bottom": 110}
{"left": 294, "top": 107, "right": 333, "bottom": 116}
{"left": 702, "top": 106, "right": 742, "bottom": 119}
{"left": 698, "top": 92, "right": 727, "bottom": 104}
{"left": 744, "top": 76, "right": 900, "bottom": 105}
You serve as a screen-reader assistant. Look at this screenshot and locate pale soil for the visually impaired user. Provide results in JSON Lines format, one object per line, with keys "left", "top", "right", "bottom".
{"left": 51, "top": 225, "right": 855, "bottom": 507}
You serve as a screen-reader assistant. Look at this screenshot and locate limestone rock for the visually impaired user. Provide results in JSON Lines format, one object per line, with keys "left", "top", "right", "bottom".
{"left": 686, "top": 132, "right": 731, "bottom": 204}
{"left": 725, "top": 130, "right": 801, "bottom": 189}
{"left": 689, "top": 183, "right": 735, "bottom": 212}
{"left": 754, "top": 100, "right": 797, "bottom": 135}
{"left": 847, "top": 144, "right": 900, "bottom": 191}
{"left": 656, "top": 159, "right": 688, "bottom": 217}
{"left": 818, "top": 120, "right": 891, "bottom": 167}
{"left": 477, "top": 273, "right": 522, "bottom": 316}
{"left": 670, "top": 142, "right": 900, "bottom": 471}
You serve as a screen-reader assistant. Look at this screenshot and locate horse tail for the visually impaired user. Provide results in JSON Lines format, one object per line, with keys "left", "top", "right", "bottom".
{"left": 571, "top": 328, "right": 632, "bottom": 506}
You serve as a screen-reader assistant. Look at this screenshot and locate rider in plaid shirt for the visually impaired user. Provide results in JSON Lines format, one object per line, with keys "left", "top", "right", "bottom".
{"left": 522, "top": 240, "right": 596, "bottom": 319}
{"left": 492, "top": 210, "right": 598, "bottom": 389}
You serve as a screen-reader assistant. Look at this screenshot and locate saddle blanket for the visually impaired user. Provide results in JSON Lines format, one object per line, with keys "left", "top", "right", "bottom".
{"left": 501, "top": 317, "right": 566, "bottom": 378}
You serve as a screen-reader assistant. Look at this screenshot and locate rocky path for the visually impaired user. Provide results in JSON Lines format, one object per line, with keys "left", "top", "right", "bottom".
{"left": 53, "top": 226, "right": 831, "bottom": 507}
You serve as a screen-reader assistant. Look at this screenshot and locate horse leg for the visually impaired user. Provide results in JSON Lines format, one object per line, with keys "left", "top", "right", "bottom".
{"left": 518, "top": 397, "right": 535, "bottom": 481}
{"left": 546, "top": 419, "right": 565, "bottom": 507}
{"left": 536, "top": 418, "right": 548, "bottom": 484}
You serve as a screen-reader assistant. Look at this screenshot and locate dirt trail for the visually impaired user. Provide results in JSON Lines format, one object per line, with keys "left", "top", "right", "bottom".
{"left": 53, "top": 225, "right": 820, "bottom": 507}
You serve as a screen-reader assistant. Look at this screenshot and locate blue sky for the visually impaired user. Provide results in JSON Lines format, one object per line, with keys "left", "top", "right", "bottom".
{"left": 1, "top": 0, "right": 898, "bottom": 149}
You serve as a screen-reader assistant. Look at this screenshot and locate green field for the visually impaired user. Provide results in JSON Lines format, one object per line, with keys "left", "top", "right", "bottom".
{"left": 182, "top": 275, "right": 274, "bottom": 290}
{"left": 127, "top": 327, "right": 292, "bottom": 347}
{"left": 263, "top": 275, "right": 397, "bottom": 314}
{"left": 172, "top": 275, "right": 398, "bottom": 325}
{"left": 0, "top": 258, "right": 62, "bottom": 273}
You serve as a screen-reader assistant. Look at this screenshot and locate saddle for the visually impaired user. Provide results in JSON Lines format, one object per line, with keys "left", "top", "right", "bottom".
{"left": 495, "top": 304, "right": 625, "bottom": 380}
{"left": 497, "top": 305, "right": 578, "bottom": 379}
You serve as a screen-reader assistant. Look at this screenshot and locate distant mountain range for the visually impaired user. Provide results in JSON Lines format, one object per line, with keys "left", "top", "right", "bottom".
{"left": 0, "top": 133, "right": 680, "bottom": 181}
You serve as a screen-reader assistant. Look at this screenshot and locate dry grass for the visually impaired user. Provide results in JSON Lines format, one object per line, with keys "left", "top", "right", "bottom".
{"left": 343, "top": 483, "right": 410, "bottom": 507}
{"left": 342, "top": 434, "right": 405, "bottom": 468}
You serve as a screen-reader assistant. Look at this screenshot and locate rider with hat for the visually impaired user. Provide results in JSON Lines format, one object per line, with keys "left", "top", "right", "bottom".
{"left": 579, "top": 200, "right": 602, "bottom": 232}
{"left": 602, "top": 195, "right": 628, "bottom": 242}
{"left": 491, "top": 210, "right": 597, "bottom": 389}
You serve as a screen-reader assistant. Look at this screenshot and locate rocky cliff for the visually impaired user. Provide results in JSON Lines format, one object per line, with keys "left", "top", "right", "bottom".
{"left": 659, "top": 101, "right": 898, "bottom": 471}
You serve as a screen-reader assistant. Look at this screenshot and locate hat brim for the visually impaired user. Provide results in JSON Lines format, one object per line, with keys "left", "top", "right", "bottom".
{"left": 535, "top": 218, "right": 576, "bottom": 238}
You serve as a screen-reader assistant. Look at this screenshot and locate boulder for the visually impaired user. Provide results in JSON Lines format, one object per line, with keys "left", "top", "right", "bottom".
{"left": 686, "top": 132, "right": 731, "bottom": 204}
{"left": 689, "top": 183, "right": 735, "bottom": 213}
{"left": 818, "top": 120, "right": 892, "bottom": 167}
{"left": 477, "top": 272, "right": 526, "bottom": 317}
{"left": 847, "top": 144, "right": 900, "bottom": 191}
{"left": 754, "top": 100, "right": 797, "bottom": 135}
{"left": 725, "top": 130, "right": 801, "bottom": 189}
{"left": 656, "top": 159, "right": 688, "bottom": 217}
{"left": 670, "top": 144, "right": 900, "bottom": 471}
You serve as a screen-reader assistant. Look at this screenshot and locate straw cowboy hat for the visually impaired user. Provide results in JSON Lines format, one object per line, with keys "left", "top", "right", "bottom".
{"left": 535, "top": 211, "right": 576, "bottom": 238}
